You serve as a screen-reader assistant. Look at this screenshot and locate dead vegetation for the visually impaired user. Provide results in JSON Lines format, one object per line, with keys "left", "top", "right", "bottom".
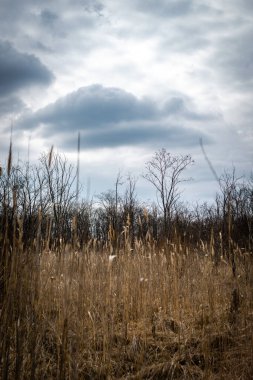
{"left": 0, "top": 147, "right": 252, "bottom": 379}
{"left": 0, "top": 245, "right": 252, "bottom": 379}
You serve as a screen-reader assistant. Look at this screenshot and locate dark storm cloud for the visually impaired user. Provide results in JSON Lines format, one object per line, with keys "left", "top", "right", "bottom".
{"left": 60, "top": 123, "right": 208, "bottom": 150}
{"left": 0, "top": 96, "right": 26, "bottom": 116}
{"left": 18, "top": 85, "right": 159, "bottom": 131}
{"left": 16, "top": 85, "right": 212, "bottom": 150}
{"left": 162, "top": 98, "right": 212, "bottom": 121}
{"left": 0, "top": 41, "right": 54, "bottom": 97}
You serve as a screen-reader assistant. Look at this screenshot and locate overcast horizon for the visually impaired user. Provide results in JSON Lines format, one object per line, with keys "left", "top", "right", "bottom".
{"left": 0, "top": 0, "right": 252, "bottom": 204}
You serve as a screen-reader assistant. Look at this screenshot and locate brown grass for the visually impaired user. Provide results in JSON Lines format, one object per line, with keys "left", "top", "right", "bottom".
{"left": 1, "top": 243, "right": 252, "bottom": 379}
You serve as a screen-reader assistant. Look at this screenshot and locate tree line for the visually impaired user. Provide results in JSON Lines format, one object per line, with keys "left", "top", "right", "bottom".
{"left": 0, "top": 147, "right": 252, "bottom": 257}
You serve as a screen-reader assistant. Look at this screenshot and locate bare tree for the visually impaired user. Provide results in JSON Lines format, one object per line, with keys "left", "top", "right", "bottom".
{"left": 143, "top": 148, "right": 193, "bottom": 239}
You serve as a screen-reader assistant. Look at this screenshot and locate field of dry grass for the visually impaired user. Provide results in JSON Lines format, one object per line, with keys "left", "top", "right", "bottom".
{"left": 0, "top": 146, "right": 252, "bottom": 378}
{"left": 1, "top": 242, "right": 252, "bottom": 379}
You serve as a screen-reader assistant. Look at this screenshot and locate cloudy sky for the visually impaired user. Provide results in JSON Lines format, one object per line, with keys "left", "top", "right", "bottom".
{"left": 0, "top": 0, "right": 252, "bottom": 204}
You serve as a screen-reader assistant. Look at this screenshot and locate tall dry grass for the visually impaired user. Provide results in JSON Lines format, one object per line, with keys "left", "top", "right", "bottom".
{"left": 0, "top": 242, "right": 252, "bottom": 379}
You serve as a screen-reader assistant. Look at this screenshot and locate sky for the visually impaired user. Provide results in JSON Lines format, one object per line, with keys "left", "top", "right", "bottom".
{"left": 0, "top": 0, "right": 252, "bottom": 205}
